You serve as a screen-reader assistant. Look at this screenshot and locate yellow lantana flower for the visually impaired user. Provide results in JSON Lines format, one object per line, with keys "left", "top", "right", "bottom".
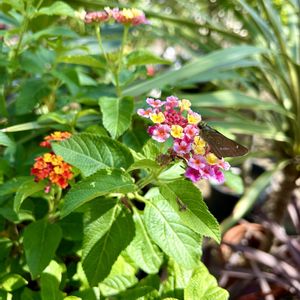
{"left": 171, "top": 125, "right": 184, "bottom": 139}
{"left": 206, "top": 153, "right": 219, "bottom": 165}
{"left": 179, "top": 99, "right": 191, "bottom": 111}
{"left": 193, "top": 136, "right": 206, "bottom": 155}
{"left": 150, "top": 112, "right": 165, "bottom": 123}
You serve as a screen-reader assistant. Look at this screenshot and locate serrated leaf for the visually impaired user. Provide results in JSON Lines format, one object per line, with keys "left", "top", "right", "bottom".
{"left": 37, "top": 1, "right": 75, "bottom": 17}
{"left": 23, "top": 220, "right": 62, "bottom": 279}
{"left": 144, "top": 194, "right": 202, "bottom": 269}
{"left": 82, "top": 212, "right": 135, "bottom": 286}
{"left": 99, "top": 96, "right": 134, "bottom": 139}
{"left": 127, "top": 50, "right": 171, "bottom": 67}
{"left": 83, "top": 198, "right": 119, "bottom": 259}
{"left": 127, "top": 212, "right": 163, "bottom": 274}
{"left": 14, "top": 180, "right": 45, "bottom": 213}
{"left": 160, "top": 180, "right": 220, "bottom": 242}
{"left": 184, "top": 262, "right": 229, "bottom": 300}
{"left": 161, "top": 259, "right": 193, "bottom": 299}
{"left": 99, "top": 254, "right": 138, "bottom": 296}
{"left": 52, "top": 133, "right": 133, "bottom": 177}
{"left": 142, "top": 140, "right": 160, "bottom": 160}
{"left": 61, "top": 169, "right": 136, "bottom": 218}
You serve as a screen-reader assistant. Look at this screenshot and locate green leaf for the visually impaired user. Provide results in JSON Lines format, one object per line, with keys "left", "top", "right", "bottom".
{"left": 126, "top": 50, "right": 171, "bottom": 67}
{"left": 0, "top": 274, "right": 28, "bottom": 292}
{"left": 52, "top": 133, "right": 134, "bottom": 177}
{"left": 157, "top": 162, "right": 185, "bottom": 182}
{"left": 23, "top": 220, "right": 62, "bottom": 279}
{"left": 57, "top": 55, "right": 105, "bottom": 69}
{"left": 83, "top": 198, "right": 119, "bottom": 259}
{"left": 123, "top": 46, "right": 265, "bottom": 96}
{"left": 37, "top": 1, "right": 75, "bottom": 17}
{"left": 160, "top": 180, "right": 220, "bottom": 242}
{"left": 182, "top": 90, "right": 290, "bottom": 116}
{"left": 61, "top": 169, "right": 136, "bottom": 218}
{"left": 142, "top": 140, "right": 160, "bottom": 160}
{"left": 41, "top": 261, "right": 64, "bottom": 300}
{"left": 208, "top": 120, "right": 287, "bottom": 141}
{"left": 161, "top": 259, "right": 193, "bottom": 299}
{"left": 20, "top": 48, "right": 55, "bottom": 74}
{"left": 0, "top": 238, "right": 13, "bottom": 262}
{"left": 0, "top": 177, "right": 31, "bottom": 198}
{"left": 58, "top": 213, "right": 83, "bottom": 241}
{"left": 15, "top": 78, "right": 50, "bottom": 115}
{"left": 82, "top": 212, "right": 135, "bottom": 286}
{"left": 99, "top": 96, "right": 134, "bottom": 139}
{"left": 127, "top": 212, "right": 163, "bottom": 274}
{"left": 144, "top": 194, "right": 202, "bottom": 269}
{"left": 116, "top": 274, "right": 160, "bottom": 300}
{"left": 0, "top": 132, "right": 15, "bottom": 148}
{"left": 184, "top": 262, "right": 229, "bottom": 300}
{"left": 14, "top": 180, "right": 45, "bottom": 213}
{"left": 128, "top": 159, "right": 160, "bottom": 172}
{"left": 99, "top": 254, "right": 138, "bottom": 296}
{"left": 1, "top": 0, "right": 24, "bottom": 12}
{"left": 224, "top": 170, "right": 244, "bottom": 195}
{"left": 0, "top": 122, "right": 43, "bottom": 133}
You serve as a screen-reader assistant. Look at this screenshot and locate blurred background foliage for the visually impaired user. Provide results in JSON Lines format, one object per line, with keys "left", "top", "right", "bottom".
{"left": 1, "top": 0, "right": 300, "bottom": 298}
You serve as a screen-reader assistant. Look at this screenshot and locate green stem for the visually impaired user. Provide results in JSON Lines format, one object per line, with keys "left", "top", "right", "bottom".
{"left": 10, "top": 11, "right": 30, "bottom": 61}
{"left": 0, "top": 85, "right": 8, "bottom": 117}
{"left": 133, "top": 192, "right": 149, "bottom": 204}
{"left": 94, "top": 24, "right": 109, "bottom": 65}
{"left": 115, "top": 25, "right": 129, "bottom": 97}
{"left": 137, "top": 173, "right": 156, "bottom": 190}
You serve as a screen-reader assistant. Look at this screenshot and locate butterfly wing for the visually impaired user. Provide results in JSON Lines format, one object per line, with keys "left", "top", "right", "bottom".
{"left": 199, "top": 124, "right": 248, "bottom": 158}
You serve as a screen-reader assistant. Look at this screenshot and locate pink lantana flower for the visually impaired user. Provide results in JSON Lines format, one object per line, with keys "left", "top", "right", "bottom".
{"left": 209, "top": 166, "right": 225, "bottom": 184}
{"left": 137, "top": 108, "right": 153, "bottom": 118}
{"left": 146, "top": 98, "right": 165, "bottom": 108}
{"left": 165, "top": 96, "right": 179, "bottom": 109}
{"left": 111, "top": 8, "right": 149, "bottom": 26}
{"left": 137, "top": 95, "right": 232, "bottom": 185}
{"left": 173, "top": 139, "right": 192, "bottom": 155}
{"left": 188, "top": 155, "right": 206, "bottom": 171}
{"left": 185, "top": 167, "right": 201, "bottom": 183}
{"left": 152, "top": 125, "right": 170, "bottom": 142}
{"left": 184, "top": 124, "right": 199, "bottom": 140}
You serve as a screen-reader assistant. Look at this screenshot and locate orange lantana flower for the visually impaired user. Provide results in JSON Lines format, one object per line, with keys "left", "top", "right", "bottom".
{"left": 40, "top": 131, "right": 72, "bottom": 148}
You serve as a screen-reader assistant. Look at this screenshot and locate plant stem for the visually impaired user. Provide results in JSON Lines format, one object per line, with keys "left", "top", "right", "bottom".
{"left": 114, "top": 25, "right": 129, "bottom": 97}
{"left": 137, "top": 173, "right": 156, "bottom": 190}
{"left": 10, "top": 18, "right": 29, "bottom": 61}
{"left": 0, "top": 85, "right": 8, "bottom": 117}
{"left": 94, "top": 24, "right": 109, "bottom": 65}
{"left": 133, "top": 192, "right": 149, "bottom": 204}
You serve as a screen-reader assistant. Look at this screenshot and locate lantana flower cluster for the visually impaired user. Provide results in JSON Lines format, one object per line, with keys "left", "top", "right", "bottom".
{"left": 138, "top": 97, "right": 230, "bottom": 184}
{"left": 85, "top": 7, "right": 148, "bottom": 26}
{"left": 31, "top": 132, "right": 73, "bottom": 191}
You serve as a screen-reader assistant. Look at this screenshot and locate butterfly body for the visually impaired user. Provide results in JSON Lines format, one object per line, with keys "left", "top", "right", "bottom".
{"left": 198, "top": 122, "right": 248, "bottom": 158}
